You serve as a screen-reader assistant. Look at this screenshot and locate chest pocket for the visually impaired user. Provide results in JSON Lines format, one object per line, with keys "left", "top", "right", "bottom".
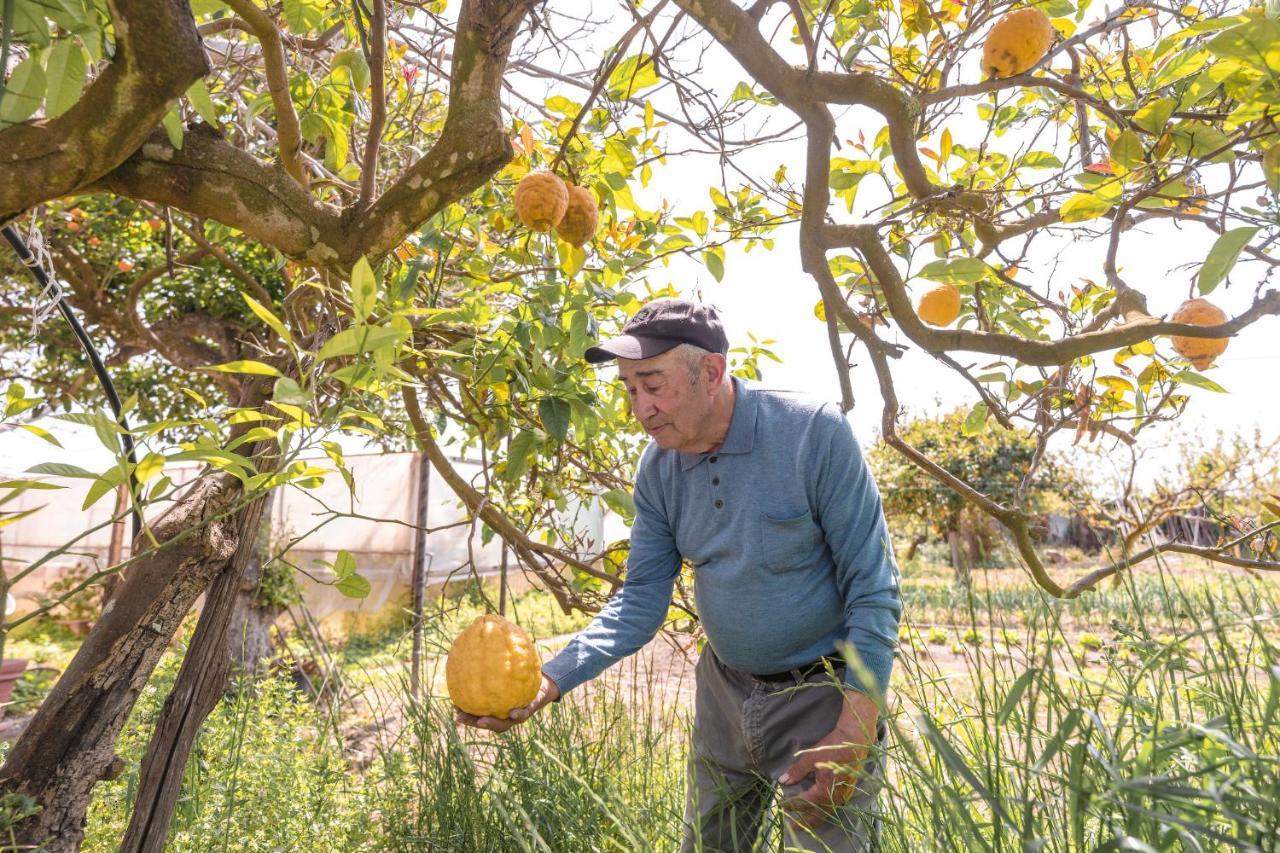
{"left": 760, "top": 510, "right": 824, "bottom": 572}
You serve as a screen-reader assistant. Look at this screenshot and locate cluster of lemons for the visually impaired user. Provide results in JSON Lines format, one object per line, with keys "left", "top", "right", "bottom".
{"left": 913, "top": 6, "right": 1229, "bottom": 369}
{"left": 513, "top": 170, "right": 600, "bottom": 247}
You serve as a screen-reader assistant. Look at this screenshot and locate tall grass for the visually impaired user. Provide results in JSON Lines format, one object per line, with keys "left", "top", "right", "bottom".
{"left": 884, "top": 566, "right": 1280, "bottom": 851}
{"left": 72, "top": 562, "right": 1279, "bottom": 851}
{"left": 370, "top": 654, "right": 691, "bottom": 851}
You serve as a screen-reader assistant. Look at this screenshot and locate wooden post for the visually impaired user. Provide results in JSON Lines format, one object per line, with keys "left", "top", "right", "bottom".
{"left": 101, "top": 482, "right": 129, "bottom": 609}
{"left": 410, "top": 452, "right": 430, "bottom": 701}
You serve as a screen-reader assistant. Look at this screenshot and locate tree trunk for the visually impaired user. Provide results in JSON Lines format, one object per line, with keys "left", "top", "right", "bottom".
{"left": 120, "top": 484, "right": 276, "bottom": 851}
{"left": 904, "top": 533, "right": 926, "bottom": 562}
{"left": 948, "top": 529, "right": 972, "bottom": 589}
{"left": 0, "top": 471, "right": 263, "bottom": 850}
{"left": 226, "top": 489, "right": 281, "bottom": 676}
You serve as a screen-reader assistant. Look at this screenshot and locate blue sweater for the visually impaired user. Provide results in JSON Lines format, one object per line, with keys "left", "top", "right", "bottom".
{"left": 542, "top": 377, "right": 902, "bottom": 696}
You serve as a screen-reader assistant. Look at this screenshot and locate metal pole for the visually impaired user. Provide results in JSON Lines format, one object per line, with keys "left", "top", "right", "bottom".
{"left": 410, "top": 451, "right": 431, "bottom": 700}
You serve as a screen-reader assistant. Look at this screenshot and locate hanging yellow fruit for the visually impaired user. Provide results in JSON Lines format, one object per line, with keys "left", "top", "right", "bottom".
{"left": 556, "top": 184, "right": 600, "bottom": 247}
{"left": 1170, "top": 297, "right": 1229, "bottom": 370}
{"left": 513, "top": 170, "right": 569, "bottom": 231}
{"left": 446, "top": 614, "right": 542, "bottom": 719}
{"left": 917, "top": 282, "right": 963, "bottom": 327}
{"left": 981, "top": 8, "right": 1057, "bottom": 79}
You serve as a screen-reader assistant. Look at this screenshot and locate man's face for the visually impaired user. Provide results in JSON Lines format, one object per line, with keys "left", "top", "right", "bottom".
{"left": 618, "top": 349, "right": 717, "bottom": 452}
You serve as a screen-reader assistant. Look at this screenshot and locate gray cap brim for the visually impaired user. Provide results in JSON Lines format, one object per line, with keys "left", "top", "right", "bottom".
{"left": 584, "top": 334, "right": 683, "bottom": 364}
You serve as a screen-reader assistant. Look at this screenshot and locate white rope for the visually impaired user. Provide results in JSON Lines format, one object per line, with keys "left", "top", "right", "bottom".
{"left": 20, "top": 211, "right": 64, "bottom": 337}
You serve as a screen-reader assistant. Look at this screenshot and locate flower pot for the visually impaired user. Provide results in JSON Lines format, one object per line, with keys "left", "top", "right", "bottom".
{"left": 0, "top": 658, "right": 29, "bottom": 714}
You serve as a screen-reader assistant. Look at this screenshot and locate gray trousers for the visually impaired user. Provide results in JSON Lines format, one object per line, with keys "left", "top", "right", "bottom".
{"left": 680, "top": 648, "right": 886, "bottom": 853}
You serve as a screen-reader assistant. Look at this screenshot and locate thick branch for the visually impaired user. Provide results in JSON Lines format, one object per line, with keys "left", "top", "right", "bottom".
{"left": 402, "top": 385, "right": 619, "bottom": 607}
{"left": 222, "top": 0, "right": 310, "bottom": 188}
{"left": 0, "top": 0, "right": 209, "bottom": 223}
{"left": 94, "top": 0, "right": 535, "bottom": 268}
{"left": 830, "top": 223, "right": 1280, "bottom": 366}
{"left": 358, "top": 0, "right": 388, "bottom": 208}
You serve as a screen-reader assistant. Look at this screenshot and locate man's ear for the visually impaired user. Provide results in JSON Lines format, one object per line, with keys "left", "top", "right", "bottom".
{"left": 704, "top": 353, "right": 729, "bottom": 388}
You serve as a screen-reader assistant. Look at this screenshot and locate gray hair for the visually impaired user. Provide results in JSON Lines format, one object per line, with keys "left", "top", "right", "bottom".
{"left": 672, "top": 342, "right": 720, "bottom": 385}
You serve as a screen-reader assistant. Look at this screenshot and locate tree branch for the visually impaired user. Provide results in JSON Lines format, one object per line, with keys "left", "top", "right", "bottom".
{"left": 0, "top": 0, "right": 209, "bottom": 223}
{"left": 222, "top": 0, "right": 310, "bottom": 188}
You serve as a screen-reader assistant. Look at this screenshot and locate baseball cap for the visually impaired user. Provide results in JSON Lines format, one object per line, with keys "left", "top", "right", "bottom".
{"left": 584, "top": 297, "right": 729, "bottom": 364}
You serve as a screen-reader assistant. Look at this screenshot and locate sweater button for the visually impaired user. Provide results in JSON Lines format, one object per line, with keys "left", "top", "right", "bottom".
{"left": 709, "top": 456, "right": 718, "bottom": 463}
{"left": 714, "top": 499, "right": 724, "bottom": 509}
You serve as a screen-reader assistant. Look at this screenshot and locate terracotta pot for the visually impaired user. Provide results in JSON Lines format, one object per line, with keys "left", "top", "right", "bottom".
{"left": 0, "top": 658, "right": 29, "bottom": 711}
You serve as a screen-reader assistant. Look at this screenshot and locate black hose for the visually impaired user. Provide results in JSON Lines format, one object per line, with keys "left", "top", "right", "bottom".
{"left": 2, "top": 223, "right": 144, "bottom": 543}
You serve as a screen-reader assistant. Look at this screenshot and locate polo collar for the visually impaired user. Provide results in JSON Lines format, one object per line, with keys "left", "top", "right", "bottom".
{"left": 679, "top": 377, "right": 757, "bottom": 470}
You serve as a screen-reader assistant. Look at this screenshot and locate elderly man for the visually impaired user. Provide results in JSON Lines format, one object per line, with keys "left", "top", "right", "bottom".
{"left": 455, "top": 297, "right": 902, "bottom": 851}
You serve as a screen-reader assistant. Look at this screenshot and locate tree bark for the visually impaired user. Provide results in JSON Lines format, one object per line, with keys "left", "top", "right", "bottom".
{"left": 0, "top": 0, "right": 208, "bottom": 223}
{"left": 226, "top": 488, "right": 281, "bottom": 676}
{"left": 948, "top": 530, "right": 972, "bottom": 589}
{"left": 120, "top": 482, "right": 278, "bottom": 852}
{"left": 904, "top": 533, "right": 926, "bottom": 562}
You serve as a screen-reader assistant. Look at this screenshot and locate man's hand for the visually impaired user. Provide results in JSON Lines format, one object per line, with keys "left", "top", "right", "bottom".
{"left": 454, "top": 673, "right": 561, "bottom": 733}
{"left": 778, "top": 688, "right": 879, "bottom": 831}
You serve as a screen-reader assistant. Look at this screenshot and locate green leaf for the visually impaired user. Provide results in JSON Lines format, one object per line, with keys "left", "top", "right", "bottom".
{"left": 82, "top": 467, "right": 126, "bottom": 510}
{"left": 331, "top": 48, "right": 371, "bottom": 91}
{"left": 44, "top": 39, "right": 87, "bottom": 118}
{"left": 19, "top": 424, "right": 62, "bottom": 447}
{"left": 241, "top": 293, "right": 292, "bottom": 343}
{"left": 1109, "top": 130, "right": 1144, "bottom": 171}
{"left": 283, "top": 0, "right": 328, "bottom": 32}
{"left": 539, "top": 397, "right": 571, "bottom": 443}
{"left": 996, "top": 667, "right": 1039, "bottom": 726}
{"left": 0, "top": 56, "right": 47, "bottom": 125}
{"left": 729, "top": 81, "right": 777, "bottom": 106}
{"left": 208, "top": 360, "right": 283, "bottom": 377}
{"left": 336, "top": 572, "right": 371, "bottom": 598}
{"left": 186, "top": 79, "right": 220, "bottom": 126}
{"left": 0, "top": 506, "right": 43, "bottom": 529}
{"left": 272, "top": 376, "right": 312, "bottom": 405}
{"left": 350, "top": 256, "right": 377, "bottom": 323}
{"left": 962, "top": 401, "right": 989, "bottom": 437}
{"left": 703, "top": 248, "right": 725, "bottom": 283}
{"left": 1172, "top": 370, "right": 1228, "bottom": 393}
{"left": 607, "top": 54, "right": 660, "bottom": 100}
{"left": 1033, "top": 708, "right": 1083, "bottom": 771}
{"left": 331, "top": 549, "right": 370, "bottom": 598}
{"left": 1059, "top": 192, "right": 1113, "bottom": 223}
{"left": 161, "top": 108, "right": 184, "bottom": 149}
{"left": 1206, "top": 17, "right": 1280, "bottom": 71}
{"left": 316, "top": 324, "right": 409, "bottom": 361}
{"left": 1172, "top": 122, "right": 1233, "bottom": 163}
{"left": 601, "top": 488, "right": 635, "bottom": 521}
{"left": 504, "top": 430, "right": 541, "bottom": 482}
{"left": 1020, "top": 151, "right": 1062, "bottom": 169}
{"left": 1264, "top": 143, "right": 1280, "bottom": 196}
{"left": 1133, "top": 98, "right": 1176, "bottom": 135}
{"left": 918, "top": 257, "right": 988, "bottom": 284}
{"left": 136, "top": 452, "right": 166, "bottom": 484}
{"left": 918, "top": 715, "right": 1016, "bottom": 830}
{"left": 1197, "top": 227, "right": 1257, "bottom": 295}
